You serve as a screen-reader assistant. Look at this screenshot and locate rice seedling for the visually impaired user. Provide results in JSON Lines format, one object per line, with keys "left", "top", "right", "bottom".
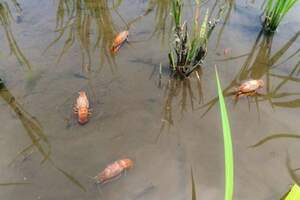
{"left": 168, "top": 0, "right": 208, "bottom": 79}
{"left": 215, "top": 66, "right": 234, "bottom": 200}
{"left": 262, "top": 0, "right": 299, "bottom": 33}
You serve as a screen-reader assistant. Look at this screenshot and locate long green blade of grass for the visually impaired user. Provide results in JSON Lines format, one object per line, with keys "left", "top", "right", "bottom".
{"left": 215, "top": 66, "right": 234, "bottom": 200}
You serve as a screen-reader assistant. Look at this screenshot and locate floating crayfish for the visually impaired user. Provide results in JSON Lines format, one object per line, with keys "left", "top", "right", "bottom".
{"left": 94, "top": 158, "right": 133, "bottom": 184}
{"left": 111, "top": 30, "right": 129, "bottom": 53}
{"left": 236, "top": 79, "right": 264, "bottom": 98}
{"left": 73, "top": 91, "right": 91, "bottom": 125}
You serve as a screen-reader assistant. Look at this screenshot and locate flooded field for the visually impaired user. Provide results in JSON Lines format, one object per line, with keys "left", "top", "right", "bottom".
{"left": 0, "top": 0, "right": 300, "bottom": 199}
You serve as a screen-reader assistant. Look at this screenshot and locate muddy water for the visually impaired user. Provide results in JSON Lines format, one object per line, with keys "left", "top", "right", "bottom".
{"left": 0, "top": 0, "right": 300, "bottom": 199}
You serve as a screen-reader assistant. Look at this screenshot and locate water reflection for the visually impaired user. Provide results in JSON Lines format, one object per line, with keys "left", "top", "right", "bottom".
{"left": 145, "top": 0, "right": 171, "bottom": 44}
{"left": 0, "top": 1, "right": 32, "bottom": 70}
{"left": 216, "top": 0, "right": 235, "bottom": 48}
{"left": 160, "top": 68, "right": 203, "bottom": 132}
{"left": 0, "top": 83, "right": 85, "bottom": 191}
{"left": 201, "top": 30, "right": 300, "bottom": 116}
{"left": 45, "top": 0, "right": 119, "bottom": 71}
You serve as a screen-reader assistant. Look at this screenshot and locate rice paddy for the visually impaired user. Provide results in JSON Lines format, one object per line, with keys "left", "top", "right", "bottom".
{"left": 0, "top": 0, "right": 300, "bottom": 199}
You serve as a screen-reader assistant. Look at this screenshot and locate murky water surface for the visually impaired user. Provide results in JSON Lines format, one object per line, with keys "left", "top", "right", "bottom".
{"left": 0, "top": 0, "right": 300, "bottom": 199}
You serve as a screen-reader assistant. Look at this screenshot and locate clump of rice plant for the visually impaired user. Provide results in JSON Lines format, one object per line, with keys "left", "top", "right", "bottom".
{"left": 263, "top": 0, "right": 299, "bottom": 33}
{"left": 168, "top": 0, "right": 216, "bottom": 79}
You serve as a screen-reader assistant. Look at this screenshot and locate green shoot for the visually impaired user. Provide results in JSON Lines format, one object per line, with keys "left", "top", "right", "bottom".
{"left": 263, "top": 0, "right": 299, "bottom": 33}
{"left": 215, "top": 66, "right": 234, "bottom": 200}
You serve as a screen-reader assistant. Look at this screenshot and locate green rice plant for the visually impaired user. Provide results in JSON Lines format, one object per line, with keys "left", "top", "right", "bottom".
{"left": 263, "top": 0, "right": 299, "bottom": 33}
{"left": 169, "top": 0, "right": 219, "bottom": 79}
{"left": 215, "top": 66, "right": 234, "bottom": 200}
{"left": 171, "top": 0, "right": 182, "bottom": 29}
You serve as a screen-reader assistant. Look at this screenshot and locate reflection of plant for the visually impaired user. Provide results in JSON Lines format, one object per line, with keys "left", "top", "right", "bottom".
{"left": 216, "top": 0, "right": 235, "bottom": 48}
{"left": 191, "top": 168, "right": 197, "bottom": 200}
{"left": 0, "top": 2, "right": 32, "bottom": 70}
{"left": 145, "top": 0, "right": 171, "bottom": 43}
{"left": 251, "top": 136, "right": 300, "bottom": 195}
{"left": 201, "top": 30, "right": 300, "bottom": 116}
{"left": 46, "top": 0, "right": 119, "bottom": 71}
{"left": 160, "top": 68, "right": 203, "bottom": 131}
{"left": 262, "top": 0, "right": 299, "bottom": 33}
{"left": 0, "top": 84, "right": 85, "bottom": 191}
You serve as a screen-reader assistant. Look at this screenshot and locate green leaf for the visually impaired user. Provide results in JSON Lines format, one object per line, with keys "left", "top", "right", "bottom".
{"left": 215, "top": 66, "right": 234, "bottom": 200}
{"left": 284, "top": 184, "right": 300, "bottom": 200}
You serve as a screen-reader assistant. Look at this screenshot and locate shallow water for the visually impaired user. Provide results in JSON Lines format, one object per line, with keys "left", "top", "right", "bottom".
{"left": 0, "top": 0, "right": 300, "bottom": 199}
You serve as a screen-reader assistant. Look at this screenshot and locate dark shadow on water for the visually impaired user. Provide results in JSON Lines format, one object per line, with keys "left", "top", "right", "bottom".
{"left": 0, "top": 84, "right": 86, "bottom": 191}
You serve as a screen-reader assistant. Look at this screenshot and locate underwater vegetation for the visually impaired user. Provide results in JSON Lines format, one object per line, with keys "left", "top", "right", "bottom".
{"left": 262, "top": 0, "right": 299, "bottom": 33}
{"left": 0, "top": 1, "right": 32, "bottom": 70}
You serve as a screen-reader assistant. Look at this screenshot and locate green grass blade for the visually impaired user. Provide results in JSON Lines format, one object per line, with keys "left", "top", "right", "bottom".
{"left": 215, "top": 66, "right": 234, "bottom": 200}
{"left": 284, "top": 184, "right": 300, "bottom": 200}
